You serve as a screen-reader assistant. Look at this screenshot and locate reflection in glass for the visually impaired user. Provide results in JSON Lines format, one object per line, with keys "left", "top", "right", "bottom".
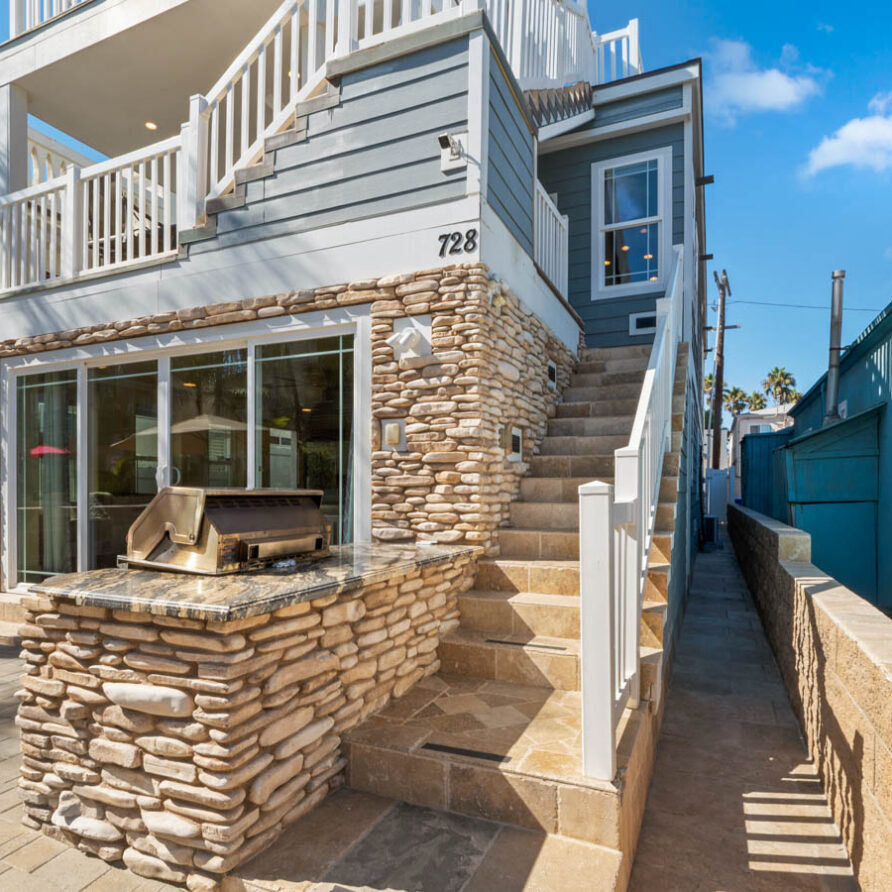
{"left": 604, "top": 159, "right": 658, "bottom": 225}
{"left": 88, "top": 362, "right": 158, "bottom": 569}
{"left": 605, "top": 223, "right": 660, "bottom": 285}
{"left": 16, "top": 371, "right": 78, "bottom": 583}
{"left": 171, "top": 350, "right": 248, "bottom": 487}
{"left": 256, "top": 336, "right": 354, "bottom": 543}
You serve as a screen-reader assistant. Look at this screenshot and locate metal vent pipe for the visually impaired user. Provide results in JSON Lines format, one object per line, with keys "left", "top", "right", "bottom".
{"left": 823, "top": 269, "right": 845, "bottom": 425}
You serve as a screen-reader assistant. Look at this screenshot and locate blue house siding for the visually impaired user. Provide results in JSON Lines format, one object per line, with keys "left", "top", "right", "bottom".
{"left": 202, "top": 38, "right": 470, "bottom": 250}
{"left": 486, "top": 52, "right": 534, "bottom": 256}
{"left": 538, "top": 123, "right": 685, "bottom": 348}
{"left": 591, "top": 86, "right": 683, "bottom": 129}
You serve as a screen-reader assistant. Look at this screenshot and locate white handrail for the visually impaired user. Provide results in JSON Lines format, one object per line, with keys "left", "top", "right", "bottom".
{"left": 579, "top": 245, "right": 684, "bottom": 780}
{"left": 27, "top": 127, "right": 94, "bottom": 186}
{"left": 534, "top": 180, "right": 568, "bottom": 297}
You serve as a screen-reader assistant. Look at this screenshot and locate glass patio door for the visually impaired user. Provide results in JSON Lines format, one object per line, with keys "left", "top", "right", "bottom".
{"left": 87, "top": 361, "right": 159, "bottom": 569}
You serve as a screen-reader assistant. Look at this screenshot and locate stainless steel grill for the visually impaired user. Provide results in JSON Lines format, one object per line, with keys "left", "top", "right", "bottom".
{"left": 121, "top": 487, "right": 330, "bottom": 575}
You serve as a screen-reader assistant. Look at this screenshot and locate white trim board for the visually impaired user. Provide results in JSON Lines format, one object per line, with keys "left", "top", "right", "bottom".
{"left": 538, "top": 108, "right": 595, "bottom": 143}
{"left": 590, "top": 64, "right": 699, "bottom": 105}
{"left": 590, "top": 146, "right": 673, "bottom": 301}
{"left": 0, "top": 308, "right": 373, "bottom": 592}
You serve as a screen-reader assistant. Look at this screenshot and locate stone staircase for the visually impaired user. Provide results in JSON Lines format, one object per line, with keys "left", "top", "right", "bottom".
{"left": 344, "top": 343, "right": 690, "bottom": 888}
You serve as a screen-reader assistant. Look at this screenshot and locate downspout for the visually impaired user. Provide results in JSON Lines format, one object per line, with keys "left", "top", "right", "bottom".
{"left": 823, "top": 269, "right": 845, "bottom": 426}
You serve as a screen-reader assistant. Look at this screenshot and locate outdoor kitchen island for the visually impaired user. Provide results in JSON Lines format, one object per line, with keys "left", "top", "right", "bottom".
{"left": 15, "top": 542, "right": 479, "bottom": 889}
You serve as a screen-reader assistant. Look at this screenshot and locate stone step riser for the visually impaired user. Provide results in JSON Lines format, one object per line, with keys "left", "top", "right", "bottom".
{"left": 641, "top": 603, "right": 667, "bottom": 647}
{"left": 508, "top": 501, "right": 579, "bottom": 531}
{"left": 519, "top": 477, "right": 600, "bottom": 503}
{"left": 498, "top": 529, "right": 579, "bottom": 561}
{"left": 528, "top": 455, "right": 615, "bottom": 478}
{"left": 540, "top": 435, "right": 628, "bottom": 456}
{"left": 438, "top": 635, "right": 579, "bottom": 691}
{"left": 579, "top": 344, "right": 653, "bottom": 362}
{"left": 547, "top": 416, "right": 635, "bottom": 437}
{"left": 555, "top": 397, "right": 640, "bottom": 418}
{"left": 0, "top": 594, "right": 26, "bottom": 624}
{"left": 574, "top": 357, "right": 650, "bottom": 374}
{"left": 566, "top": 371, "right": 646, "bottom": 390}
{"left": 458, "top": 592, "right": 580, "bottom": 639}
{"left": 474, "top": 560, "right": 580, "bottom": 596}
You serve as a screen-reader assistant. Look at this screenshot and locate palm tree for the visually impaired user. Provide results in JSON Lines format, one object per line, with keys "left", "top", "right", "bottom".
{"left": 762, "top": 367, "right": 796, "bottom": 406}
{"left": 747, "top": 391, "right": 766, "bottom": 411}
{"left": 723, "top": 385, "right": 749, "bottom": 416}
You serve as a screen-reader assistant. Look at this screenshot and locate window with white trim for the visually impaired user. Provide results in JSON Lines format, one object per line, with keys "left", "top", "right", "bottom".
{"left": 592, "top": 147, "right": 672, "bottom": 298}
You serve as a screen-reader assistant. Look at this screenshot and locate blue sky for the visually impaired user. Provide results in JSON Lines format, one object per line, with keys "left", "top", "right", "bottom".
{"left": 594, "top": 1, "right": 892, "bottom": 415}
{"left": 5, "top": 2, "right": 891, "bottom": 414}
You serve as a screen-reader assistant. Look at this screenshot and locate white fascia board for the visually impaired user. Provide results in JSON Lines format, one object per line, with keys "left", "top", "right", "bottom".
{"left": 538, "top": 108, "right": 595, "bottom": 143}
{"left": 590, "top": 63, "right": 700, "bottom": 105}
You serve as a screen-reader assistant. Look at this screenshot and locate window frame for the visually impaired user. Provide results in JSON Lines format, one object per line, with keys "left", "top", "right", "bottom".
{"left": 591, "top": 146, "right": 673, "bottom": 300}
{"left": 1, "top": 310, "right": 371, "bottom": 593}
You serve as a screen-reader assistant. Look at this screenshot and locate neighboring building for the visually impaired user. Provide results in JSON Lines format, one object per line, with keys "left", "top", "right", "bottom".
{"left": 0, "top": 2, "right": 706, "bottom": 887}
{"left": 740, "top": 303, "right": 892, "bottom": 607}
{"left": 703, "top": 425, "right": 729, "bottom": 469}
{"left": 729, "top": 404, "right": 793, "bottom": 498}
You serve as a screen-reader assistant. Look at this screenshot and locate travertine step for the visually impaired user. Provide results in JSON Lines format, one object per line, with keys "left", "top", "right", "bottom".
{"left": 641, "top": 599, "right": 668, "bottom": 646}
{"left": 458, "top": 590, "right": 579, "bottom": 639}
{"left": 572, "top": 356, "right": 650, "bottom": 375}
{"left": 519, "top": 477, "right": 597, "bottom": 502}
{"left": 646, "top": 562, "right": 670, "bottom": 600}
{"left": 528, "top": 454, "right": 615, "bottom": 479}
{"left": 555, "top": 396, "right": 640, "bottom": 417}
{"left": 547, "top": 415, "right": 635, "bottom": 437}
{"left": 475, "top": 559, "right": 579, "bottom": 595}
{"left": 580, "top": 344, "right": 653, "bottom": 362}
{"left": 439, "top": 629, "right": 579, "bottom": 690}
{"left": 0, "top": 593, "right": 25, "bottom": 624}
{"left": 565, "top": 370, "right": 646, "bottom": 392}
{"left": 498, "top": 528, "right": 579, "bottom": 560}
{"left": 0, "top": 621, "right": 20, "bottom": 647}
{"left": 639, "top": 646, "right": 664, "bottom": 701}
{"left": 651, "top": 532, "right": 673, "bottom": 563}
{"left": 343, "top": 675, "right": 625, "bottom": 852}
{"left": 508, "top": 501, "right": 579, "bottom": 531}
{"left": 540, "top": 434, "right": 628, "bottom": 456}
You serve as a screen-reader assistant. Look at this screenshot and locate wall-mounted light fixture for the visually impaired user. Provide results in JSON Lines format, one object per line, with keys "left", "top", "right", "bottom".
{"left": 438, "top": 131, "right": 468, "bottom": 171}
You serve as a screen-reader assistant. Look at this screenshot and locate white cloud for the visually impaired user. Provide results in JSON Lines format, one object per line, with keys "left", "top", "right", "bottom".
{"left": 817, "top": 22, "right": 834, "bottom": 34}
{"left": 706, "top": 39, "right": 823, "bottom": 124}
{"left": 805, "top": 93, "right": 892, "bottom": 176}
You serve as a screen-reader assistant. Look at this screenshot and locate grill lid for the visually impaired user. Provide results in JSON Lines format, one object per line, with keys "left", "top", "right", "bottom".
{"left": 123, "top": 487, "right": 330, "bottom": 575}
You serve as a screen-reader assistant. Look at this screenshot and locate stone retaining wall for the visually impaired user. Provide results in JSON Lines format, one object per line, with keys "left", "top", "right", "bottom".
{"left": 728, "top": 504, "right": 892, "bottom": 890}
{"left": 0, "top": 264, "right": 577, "bottom": 558}
{"left": 15, "top": 554, "right": 476, "bottom": 890}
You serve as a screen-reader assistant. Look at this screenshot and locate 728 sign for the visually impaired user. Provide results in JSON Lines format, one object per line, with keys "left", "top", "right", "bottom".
{"left": 437, "top": 229, "right": 478, "bottom": 257}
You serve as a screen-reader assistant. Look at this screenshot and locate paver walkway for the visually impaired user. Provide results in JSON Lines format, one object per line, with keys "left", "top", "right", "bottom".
{"left": 629, "top": 536, "right": 857, "bottom": 891}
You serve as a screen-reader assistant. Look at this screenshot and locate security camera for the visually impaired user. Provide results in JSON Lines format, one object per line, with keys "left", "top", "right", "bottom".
{"left": 438, "top": 131, "right": 461, "bottom": 160}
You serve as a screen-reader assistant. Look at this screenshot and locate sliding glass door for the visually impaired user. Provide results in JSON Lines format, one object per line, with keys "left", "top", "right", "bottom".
{"left": 88, "top": 362, "right": 158, "bottom": 569}
{"left": 16, "top": 371, "right": 78, "bottom": 584}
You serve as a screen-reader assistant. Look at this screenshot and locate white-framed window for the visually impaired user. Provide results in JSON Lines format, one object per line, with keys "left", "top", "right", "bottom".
{"left": 591, "top": 147, "right": 672, "bottom": 299}
{"left": 628, "top": 311, "right": 658, "bottom": 336}
{"left": 1, "top": 311, "right": 372, "bottom": 592}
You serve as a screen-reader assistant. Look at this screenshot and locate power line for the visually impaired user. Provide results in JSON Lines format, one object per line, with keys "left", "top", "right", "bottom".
{"left": 725, "top": 299, "right": 883, "bottom": 312}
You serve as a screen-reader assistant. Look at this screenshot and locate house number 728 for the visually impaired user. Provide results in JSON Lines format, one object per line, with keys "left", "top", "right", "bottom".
{"left": 437, "top": 229, "right": 478, "bottom": 257}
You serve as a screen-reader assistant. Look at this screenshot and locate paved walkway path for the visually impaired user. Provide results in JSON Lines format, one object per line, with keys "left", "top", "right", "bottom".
{"left": 629, "top": 537, "right": 857, "bottom": 891}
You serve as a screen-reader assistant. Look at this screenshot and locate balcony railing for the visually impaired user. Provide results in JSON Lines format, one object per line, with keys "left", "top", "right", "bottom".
{"left": 533, "top": 181, "right": 568, "bottom": 297}
{"left": 578, "top": 244, "right": 684, "bottom": 780}
{"left": 9, "top": 0, "right": 92, "bottom": 38}
{"left": 3, "top": 0, "right": 642, "bottom": 296}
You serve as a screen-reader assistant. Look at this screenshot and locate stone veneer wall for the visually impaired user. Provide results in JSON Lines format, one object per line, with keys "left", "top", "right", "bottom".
{"left": 728, "top": 504, "right": 892, "bottom": 890}
{"left": 16, "top": 554, "right": 476, "bottom": 890}
{"left": 0, "top": 263, "right": 577, "bottom": 558}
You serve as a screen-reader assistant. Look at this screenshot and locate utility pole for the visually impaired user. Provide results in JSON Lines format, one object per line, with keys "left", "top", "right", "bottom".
{"left": 823, "top": 270, "right": 845, "bottom": 426}
{"left": 711, "top": 269, "right": 731, "bottom": 469}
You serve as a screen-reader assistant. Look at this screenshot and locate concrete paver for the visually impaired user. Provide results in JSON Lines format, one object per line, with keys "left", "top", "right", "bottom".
{"left": 629, "top": 538, "right": 857, "bottom": 891}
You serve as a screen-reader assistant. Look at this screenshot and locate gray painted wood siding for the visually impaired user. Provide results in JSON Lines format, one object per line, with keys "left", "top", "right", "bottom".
{"left": 592, "top": 86, "right": 683, "bottom": 129}
{"left": 198, "top": 38, "right": 470, "bottom": 252}
{"left": 486, "top": 53, "right": 534, "bottom": 255}
{"left": 538, "top": 123, "right": 685, "bottom": 348}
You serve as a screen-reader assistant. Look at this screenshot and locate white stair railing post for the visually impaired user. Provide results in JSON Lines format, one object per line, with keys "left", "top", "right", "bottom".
{"left": 60, "top": 165, "right": 81, "bottom": 280}
{"left": 579, "top": 480, "right": 617, "bottom": 781}
{"left": 10, "top": 0, "right": 25, "bottom": 37}
{"left": 627, "top": 18, "right": 641, "bottom": 75}
{"left": 335, "top": 0, "right": 357, "bottom": 56}
{"left": 181, "top": 95, "right": 209, "bottom": 230}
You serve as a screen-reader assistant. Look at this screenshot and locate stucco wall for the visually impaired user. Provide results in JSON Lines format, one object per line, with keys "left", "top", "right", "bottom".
{"left": 728, "top": 503, "right": 892, "bottom": 890}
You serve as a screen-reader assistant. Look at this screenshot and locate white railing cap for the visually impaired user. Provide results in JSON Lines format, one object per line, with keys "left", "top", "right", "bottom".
{"left": 578, "top": 480, "right": 614, "bottom": 495}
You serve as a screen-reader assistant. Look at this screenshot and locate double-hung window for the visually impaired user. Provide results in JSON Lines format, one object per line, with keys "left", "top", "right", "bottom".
{"left": 592, "top": 147, "right": 672, "bottom": 297}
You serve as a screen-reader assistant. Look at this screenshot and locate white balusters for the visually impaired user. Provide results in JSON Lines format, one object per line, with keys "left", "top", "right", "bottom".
{"left": 533, "top": 181, "right": 568, "bottom": 298}
{"left": 10, "top": 0, "right": 88, "bottom": 38}
{"left": 579, "top": 246, "right": 684, "bottom": 780}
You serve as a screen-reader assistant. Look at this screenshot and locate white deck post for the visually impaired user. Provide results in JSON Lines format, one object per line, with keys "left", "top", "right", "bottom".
{"left": 627, "top": 18, "right": 641, "bottom": 75}
{"left": 10, "top": 0, "right": 26, "bottom": 38}
{"left": 579, "top": 480, "right": 617, "bottom": 781}
{"left": 60, "top": 165, "right": 81, "bottom": 280}
{"left": 335, "top": 0, "right": 357, "bottom": 56}
{"left": 180, "top": 95, "right": 209, "bottom": 229}
{"left": 0, "top": 84, "right": 29, "bottom": 196}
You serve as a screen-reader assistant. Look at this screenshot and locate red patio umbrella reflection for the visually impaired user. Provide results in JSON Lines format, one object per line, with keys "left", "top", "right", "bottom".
{"left": 29, "top": 445, "right": 70, "bottom": 456}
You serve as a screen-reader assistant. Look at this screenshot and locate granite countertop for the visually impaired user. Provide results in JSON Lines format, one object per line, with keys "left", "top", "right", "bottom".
{"left": 30, "top": 543, "right": 481, "bottom": 622}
